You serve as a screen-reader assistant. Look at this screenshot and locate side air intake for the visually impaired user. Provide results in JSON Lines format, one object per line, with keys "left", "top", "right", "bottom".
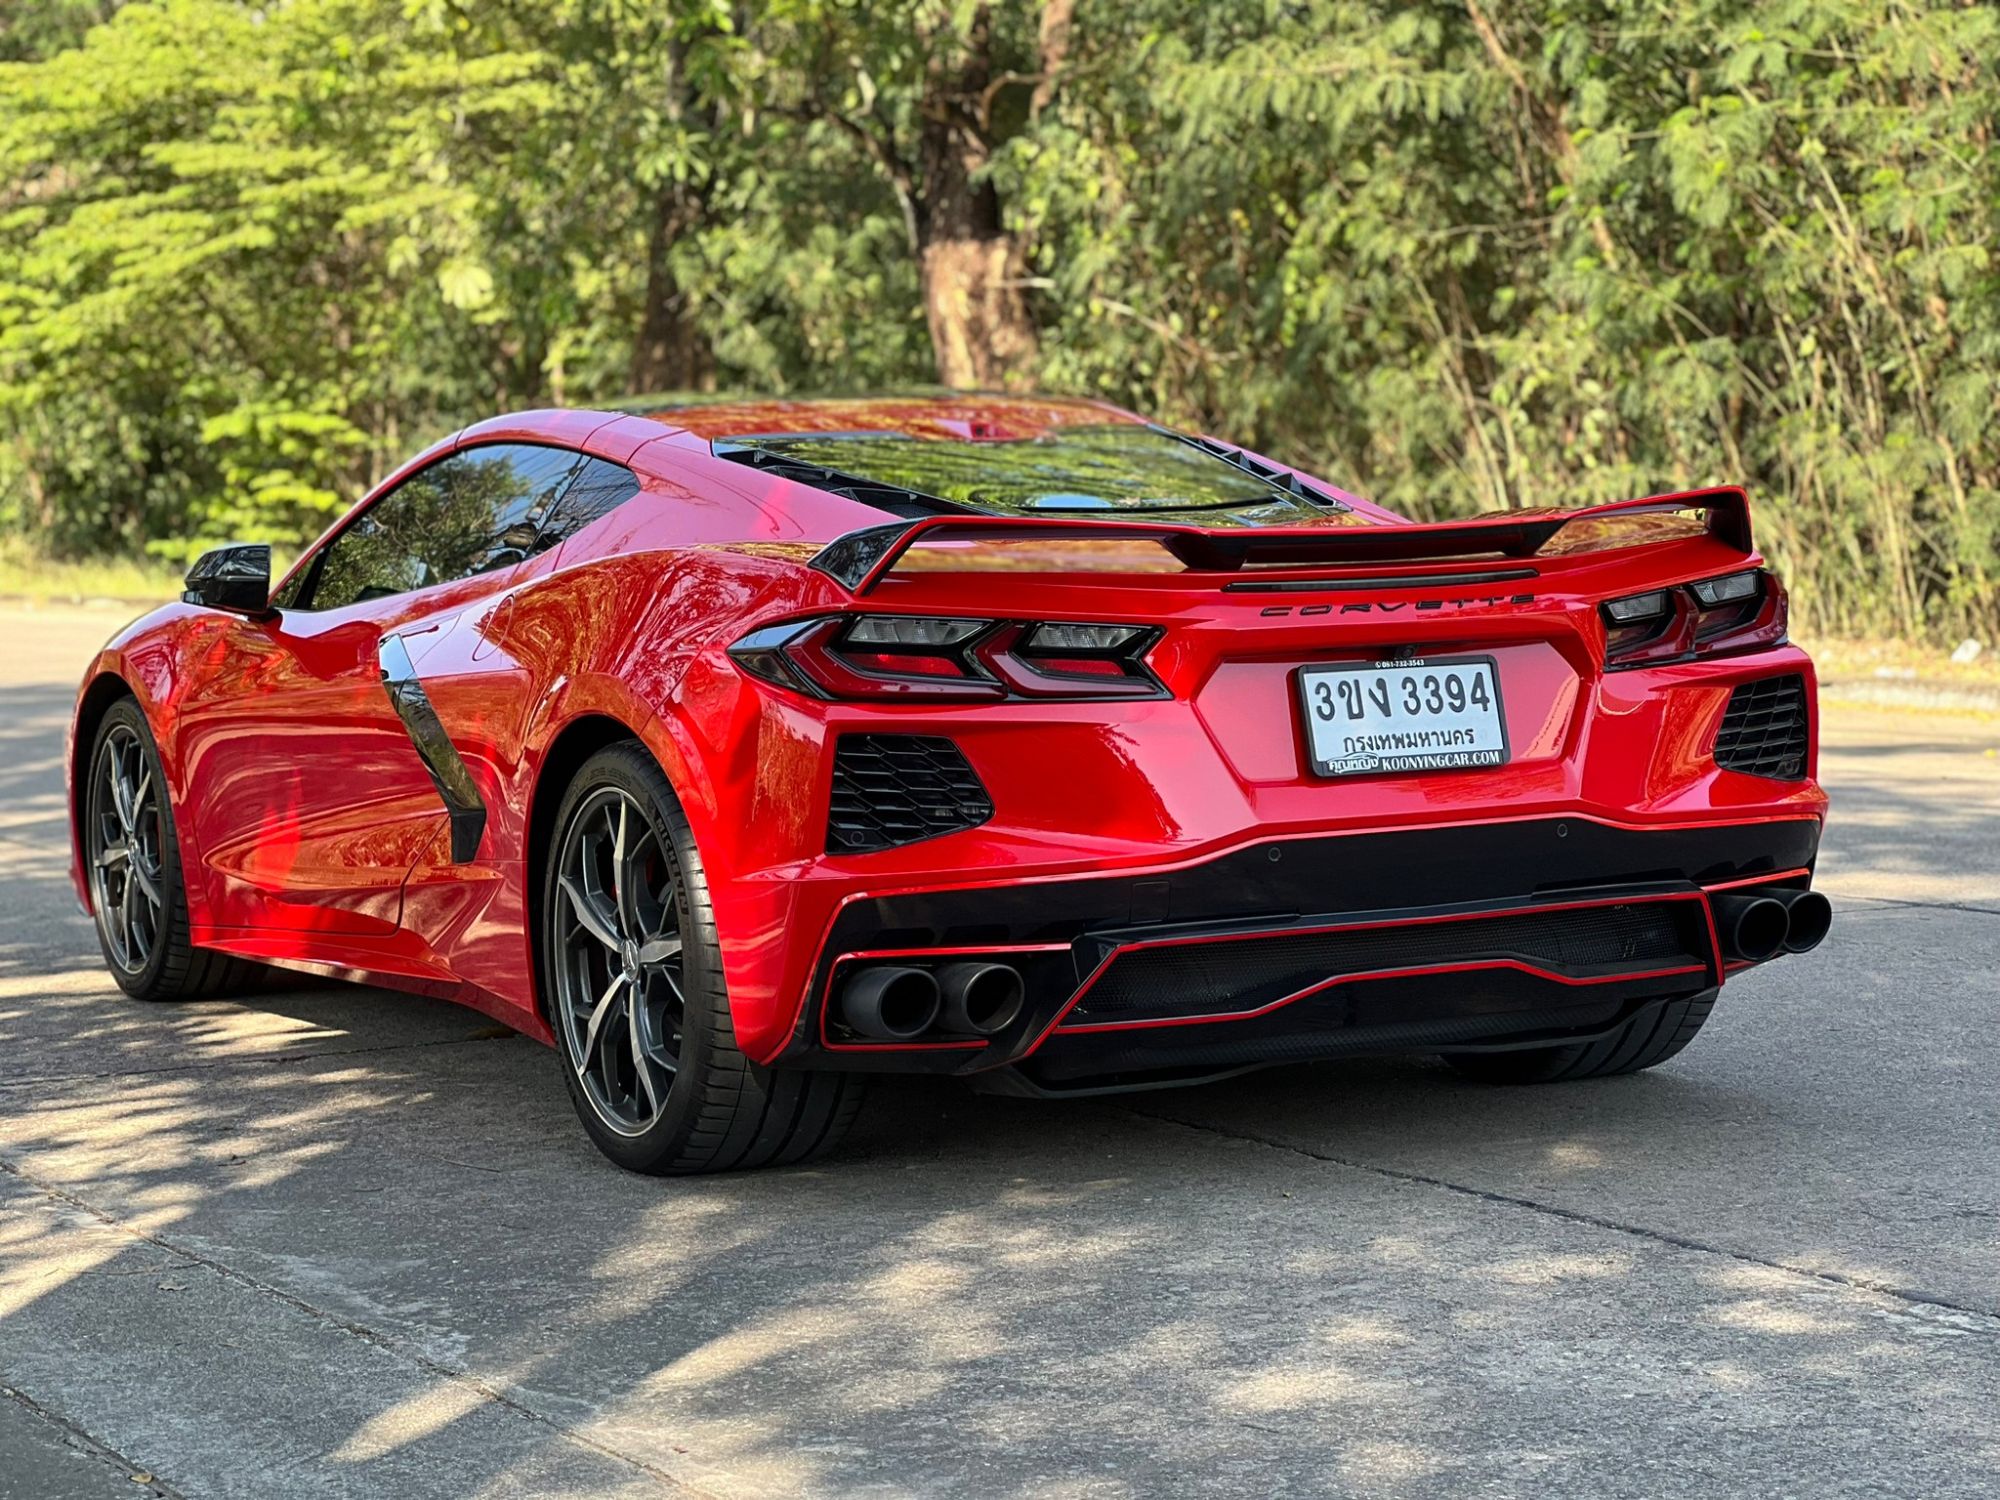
{"left": 1714, "top": 674, "right": 1808, "bottom": 780}
{"left": 827, "top": 735, "right": 993, "bottom": 854}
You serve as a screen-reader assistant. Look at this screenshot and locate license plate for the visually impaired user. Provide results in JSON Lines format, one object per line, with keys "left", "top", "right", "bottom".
{"left": 1297, "top": 656, "right": 1509, "bottom": 778}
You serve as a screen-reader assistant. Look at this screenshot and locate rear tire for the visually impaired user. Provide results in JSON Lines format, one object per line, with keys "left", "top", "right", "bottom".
{"left": 539, "top": 741, "right": 865, "bottom": 1175}
{"left": 1441, "top": 989, "right": 1718, "bottom": 1085}
{"left": 84, "top": 697, "right": 256, "bottom": 1000}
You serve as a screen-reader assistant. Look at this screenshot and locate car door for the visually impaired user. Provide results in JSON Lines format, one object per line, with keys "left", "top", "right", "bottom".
{"left": 391, "top": 454, "right": 649, "bottom": 990}
{"left": 174, "top": 442, "right": 583, "bottom": 937}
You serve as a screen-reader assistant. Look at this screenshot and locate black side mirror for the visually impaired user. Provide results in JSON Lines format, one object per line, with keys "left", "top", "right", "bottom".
{"left": 183, "top": 544, "right": 272, "bottom": 615}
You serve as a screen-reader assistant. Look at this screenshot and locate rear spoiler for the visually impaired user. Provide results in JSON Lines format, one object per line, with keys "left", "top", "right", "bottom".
{"left": 809, "top": 486, "right": 1753, "bottom": 595}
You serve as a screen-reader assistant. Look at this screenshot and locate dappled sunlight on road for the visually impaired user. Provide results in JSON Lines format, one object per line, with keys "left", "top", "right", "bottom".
{"left": 330, "top": 1382, "right": 495, "bottom": 1466}
{"left": 3, "top": 990, "right": 1998, "bottom": 1496}
{"left": 0, "top": 1185, "right": 190, "bottom": 1322}
{"left": 0, "top": 610, "right": 1996, "bottom": 1497}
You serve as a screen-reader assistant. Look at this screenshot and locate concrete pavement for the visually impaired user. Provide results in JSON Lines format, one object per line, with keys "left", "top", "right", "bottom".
{"left": 2, "top": 604, "right": 1996, "bottom": 1497}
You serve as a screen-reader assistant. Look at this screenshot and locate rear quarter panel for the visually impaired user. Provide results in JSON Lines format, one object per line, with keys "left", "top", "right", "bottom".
{"left": 401, "top": 443, "right": 868, "bottom": 1036}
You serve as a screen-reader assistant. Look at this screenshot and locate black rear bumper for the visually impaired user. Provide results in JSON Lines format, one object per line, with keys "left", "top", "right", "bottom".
{"left": 775, "top": 815, "right": 1820, "bottom": 1088}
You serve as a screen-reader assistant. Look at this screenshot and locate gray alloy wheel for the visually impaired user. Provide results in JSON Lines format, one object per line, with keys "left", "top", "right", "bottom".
{"left": 83, "top": 697, "right": 252, "bottom": 1001}
{"left": 86, "top": 718, "right": 167, "bottom": 976}
{"left": 539, "top": 742, "right": 866, "bottom": 1175}
{"left": 548, "top": 783, "right": 688, "bottom": 1137}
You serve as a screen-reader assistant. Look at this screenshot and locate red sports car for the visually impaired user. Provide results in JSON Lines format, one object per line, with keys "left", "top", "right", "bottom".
{"left": 68, "top": 394, "right": 1830, "bottom": 1173}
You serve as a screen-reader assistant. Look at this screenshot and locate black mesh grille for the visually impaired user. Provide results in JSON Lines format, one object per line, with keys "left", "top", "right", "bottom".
{"left": 1714, "top": 674, "right": 1808, "bottom": 780}
{"left": 828, "top": 735, "right": 993, "bottom": 854}
{"left": 1068, "top": 902, "right": 1704, "bottom": 1024}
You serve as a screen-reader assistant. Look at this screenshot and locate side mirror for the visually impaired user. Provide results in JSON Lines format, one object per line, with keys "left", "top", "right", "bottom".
{"left": 183, "top": 544, "right": 273, "bottom": 615}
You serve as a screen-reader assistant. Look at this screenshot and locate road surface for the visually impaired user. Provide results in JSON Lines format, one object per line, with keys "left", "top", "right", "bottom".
{"left": 2, "top": 605, "right": 1995, "bottom": 1498}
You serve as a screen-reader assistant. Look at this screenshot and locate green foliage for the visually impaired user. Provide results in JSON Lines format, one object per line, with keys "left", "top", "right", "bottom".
{"left": 1, "top": 0, "right": 1995, "bottom": 638}
{"left": 1011, "top": 0, "right": 2000, "bottom": 639}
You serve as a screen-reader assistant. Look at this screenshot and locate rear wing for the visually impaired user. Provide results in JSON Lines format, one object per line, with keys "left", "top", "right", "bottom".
{"left": 809, "top": 487, "right": 1754, "bottom": 595}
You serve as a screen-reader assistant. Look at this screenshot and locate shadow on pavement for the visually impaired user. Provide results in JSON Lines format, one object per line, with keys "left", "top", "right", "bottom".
{"left": 2, "top": 649, "right": 1997, "bottom": 1496}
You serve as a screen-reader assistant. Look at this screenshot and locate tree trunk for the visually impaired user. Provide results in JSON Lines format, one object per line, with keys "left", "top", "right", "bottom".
{"left": 914, "top": 8, "right": 1038, "bottom": 389}
{"left": 919, "top": 235, "right": 1038, "bottom": 391}
{"left": 1462, "top": 0, "right": 1621, "bottom": 269}
{"left": 628, "top": 182, "right": 711, "bottom": 395}
{"left": 1031, "top": 0, "right": 1074, "bottom": 118}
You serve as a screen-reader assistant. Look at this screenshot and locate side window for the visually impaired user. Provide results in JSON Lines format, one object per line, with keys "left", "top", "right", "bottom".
{"left": 298, "top": 444, "right": 582, "bottom": 612}
{"left": 537, "top": 456, "right": 642, "bottom": 545}
{"left": 268, "top": 558, "right": 312, "bottom": 611}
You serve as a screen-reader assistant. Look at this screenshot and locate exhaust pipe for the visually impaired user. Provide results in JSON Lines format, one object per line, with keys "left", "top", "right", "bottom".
{"left": 1710, "top": 891, "right": 1789, "bottom": 963}
{"left": 840, "top": 966, "right": 941, "bottom": 1041}
{"left": 1775, "top": 888, "right": 1833, "bottom": 953}
{"left": 937, "top": 962, "right": 1026, "bottom": 1036}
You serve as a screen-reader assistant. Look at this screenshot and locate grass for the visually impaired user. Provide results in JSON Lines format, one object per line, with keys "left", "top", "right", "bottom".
{"left": 0, "top": 538, "right": 186, "bottom": 605}
{"left": 1802, "top": 634, "right": 2000, "bottom": 689}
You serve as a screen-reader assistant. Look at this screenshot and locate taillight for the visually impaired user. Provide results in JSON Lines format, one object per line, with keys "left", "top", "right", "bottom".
{"left": 1601, "top": 569, "right": 1787, "bottom": 668}
{"left": 728, "top": 615, "right": 1165, "bottom": 701}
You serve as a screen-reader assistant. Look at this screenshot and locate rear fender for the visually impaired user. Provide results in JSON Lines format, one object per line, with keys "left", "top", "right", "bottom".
{"left": 559, "top": 666, "right": 811, "bottom": 1059}
{"left": 399, "top": 577, "right": 745, "bottom": 1036}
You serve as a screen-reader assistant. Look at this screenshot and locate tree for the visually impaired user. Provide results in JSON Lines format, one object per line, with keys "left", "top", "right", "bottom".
{"left": 1008, "top": 0, "right": 2000, "bottom": 636}
{"left": 1, "top": 0, "right": 1995, "bottom": 641}
{"left": 0, "top": 0, "right": 562, "bottom": 551}
{"left": 744, "top": 0, "right": 1073, "bottom": 388}
{"left": 0, "top": 0, "right": 124, "bottom": 63}
{"left": 452, "top": 0, "right": 743, "bottom": 397}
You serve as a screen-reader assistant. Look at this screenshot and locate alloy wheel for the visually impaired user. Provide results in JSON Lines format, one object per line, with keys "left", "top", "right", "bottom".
{"left": 87, "top": 723, "right": 166, "bottom": 975}
{"left": 549, "top": 787, "right": 687, "bottom": 1136}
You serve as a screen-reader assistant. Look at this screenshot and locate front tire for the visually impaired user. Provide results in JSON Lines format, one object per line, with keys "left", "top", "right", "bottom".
{"left": 1441, "top": 989, "right": 1718, "bottom": 1084}
{"left": 84, "top": 698, "right": 251, "bottom": 1000}
{"left": 540, "top": 742, "right": 863, "bottom": 1174}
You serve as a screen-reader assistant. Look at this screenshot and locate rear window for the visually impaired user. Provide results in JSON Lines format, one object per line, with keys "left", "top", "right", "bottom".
{"left": 730, "top": 425, "right": 1344, "bottom": 518}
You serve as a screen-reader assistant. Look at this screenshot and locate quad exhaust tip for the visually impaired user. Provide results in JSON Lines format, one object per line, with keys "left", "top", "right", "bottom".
{"left": 840, "top": 966, "right": 941, "bottom": 1041}
{"left": 1711, "top": 891, "right": 1790, "bottom": 964}
{"left": 1776, "top": 888, "right": 1832, "bottom": 953}
{"left": 839, "top": 960, "right": 1027, "bottom": 1041}
{"left": 938, "top": 962, "right": 1026, "bottom": 1036}
{"left": 1712, "top": 885, "right": 1833, "bottom": 963}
